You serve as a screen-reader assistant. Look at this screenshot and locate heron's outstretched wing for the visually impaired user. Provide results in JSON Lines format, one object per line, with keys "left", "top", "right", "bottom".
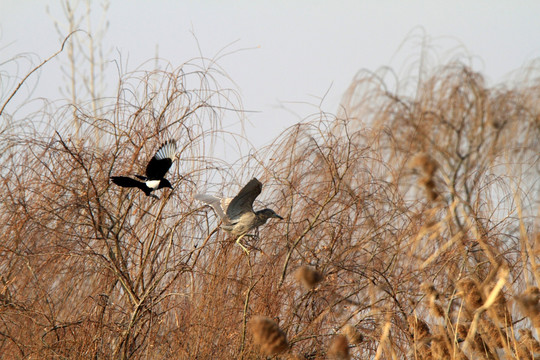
{"left": 220, "top": 198, "right": 232, "bottom": 214}
{"left": 145, "top": 140, "right": 177, "bottom": 180}
{"left": 195, "top": 194, "right": 233, "bottom": 223}
{"left": 226, "top": 178, "right": 262, "bottom": 220}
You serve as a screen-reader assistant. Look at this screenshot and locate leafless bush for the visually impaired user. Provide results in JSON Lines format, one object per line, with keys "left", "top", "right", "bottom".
{"left": 0, "top": 42, "right": 244, "bottom": 358}
{"left": 2, "top": 29, "right": 540, "bottom": 360}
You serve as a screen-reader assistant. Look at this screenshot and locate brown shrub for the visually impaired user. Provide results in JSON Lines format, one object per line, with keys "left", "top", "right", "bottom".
{"left": 3, "top": 28, "right": 540, "bottom": 359}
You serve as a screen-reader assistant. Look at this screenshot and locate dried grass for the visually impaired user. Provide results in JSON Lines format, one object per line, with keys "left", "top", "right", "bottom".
{"left": 2, "top": 26, "right": 540, "bottom": 360}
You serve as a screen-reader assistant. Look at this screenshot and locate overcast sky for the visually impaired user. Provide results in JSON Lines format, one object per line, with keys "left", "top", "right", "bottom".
{"left": 2, "top": 1, "right": 540, "bottom": 150}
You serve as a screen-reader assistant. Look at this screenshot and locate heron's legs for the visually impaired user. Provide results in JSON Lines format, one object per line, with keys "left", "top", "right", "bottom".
{"left": 235, "top": 234, "right": 250, "bottom": 255}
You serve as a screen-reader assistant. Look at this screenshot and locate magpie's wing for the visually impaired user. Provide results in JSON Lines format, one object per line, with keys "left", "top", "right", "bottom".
{"left": 145, "top": 140, "right": 177, "bottom": 180}
{"left": 111, "top": 176, "right": 145, "bottom": 189}
{"left": 226, "top": 178, "right": 262, "bottom": 219}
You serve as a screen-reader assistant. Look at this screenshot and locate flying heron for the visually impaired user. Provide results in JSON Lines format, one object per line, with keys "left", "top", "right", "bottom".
{"left": 195, "top": 177, "right": 283, "bottom": 253}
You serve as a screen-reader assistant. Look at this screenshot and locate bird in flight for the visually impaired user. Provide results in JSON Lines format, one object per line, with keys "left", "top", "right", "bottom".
{"left": 111, "top": 140, "right": 177, "bottom": 198}
{"left": 195, "top": 178, "right": 283, "bottom": 254}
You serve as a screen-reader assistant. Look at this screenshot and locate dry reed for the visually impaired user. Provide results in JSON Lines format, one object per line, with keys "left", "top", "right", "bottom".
{"left": 2, "top": 22, "right": 540, "bottom": 359}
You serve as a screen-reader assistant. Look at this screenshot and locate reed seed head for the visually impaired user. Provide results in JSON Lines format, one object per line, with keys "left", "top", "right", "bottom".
{"left": 249, "top": 316, "right": 289, "bottom": 356}
{"left": 409, "top": 153, "right": 438, "bottom": 176}
{"left": 429, "top": 300, "right": 445, "bottom": 318}
{"left": 431, "top": 334, "right": 451, "bottom": 359}
{"left": 294, "top": 265, "right": 323, "bottom": 290}
{"left": 516, "top": 287, "right": 540, "bottom": 328}
{"left": 457, "top": 279, "right": 484, "bottom": 311}
{"left": 407, "top": 315, "right": 430, "bottom": 341}
{"left": 480, "top": 318, "right": 506, "bottom": 348}
{"left": 342, "top": 324, "right": 363, "bottom": 345}
{"left": 519, "top": 328, "right": 540, "bottom": 354}
{"left": 421, "top": 282, "right": 440, "bottom": 299}
{"left": 327, "top": 334, "right": 350, "bottom": 360}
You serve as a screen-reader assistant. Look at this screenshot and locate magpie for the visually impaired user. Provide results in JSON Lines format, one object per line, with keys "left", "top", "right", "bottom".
{"left": 111, "top": 140, "right": 178, "bottom": 198}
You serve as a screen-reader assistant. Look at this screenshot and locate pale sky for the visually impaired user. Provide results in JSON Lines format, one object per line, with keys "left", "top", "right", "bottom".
{"left": 2, "top": 1, "right": 540, "bottom": 151}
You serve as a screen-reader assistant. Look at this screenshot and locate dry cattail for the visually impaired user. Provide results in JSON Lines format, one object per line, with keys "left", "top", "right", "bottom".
{"left": 421, "top": 282, "right": 440, "bottom": 299}
{"left": 294, "top": 266, "right": 323, "bottom": 290}
{"left": 517, "top": 344, "right": 534, "bottom": 360}
{"left": 409, "top": 153, "right": 438, "bottom": 176}
{"left": 327, "top": 334, "right": 350, "bottom": 360}
{"left": 456, "top": 324, "right": 469, "bottom": 340}
{"left": 422, "top": 283, "right": 445, "bottom": 317}
{"left": 341, "top": 324, "right": 363, "bottom": 345}
{"left": 456, "top": 279, "right": 484, "bottom": 311}
{"left": 471, "top": 339, "right": 495, "bottom": 360}
{"left": 408, "top": 315, "right": 430, "bottom": 341}
{"left": 482, "top": 283, "right": 511, "bottom": 327}
{"left": 249, "top": 316, "right": 289, "bottom": 356}
{"left": 516, "top": 287, "right": 540, "bottom": 328}
{"left": 431, "top": 332, "right": 470, "bottom": 360}
{"left": 409, "top": 153, "right": 440, "bottom": 201}
{"left": 519, "top": 328, "right": 540, "bottom": 356}
{"left": 491, "top": 295, "right": 511, "bottom": 327}
{"left": 429, "top": 300, "right": 445, "bottom": 318}
{"left": 412, "top": 342, "right": 432, "bottom": 360}
{"left": 286, "top": 353, "right": 305, "bottom": 360}
{"left": 518, "top": 287, "right": 540, "bottom": 305}
{"left": 419, "top": 176, "right": 439, "bottom": 201}
{"left": 479, "top": 318, "right": 506, "bottom": 348}
{"left": 535, "top": 233, "right": 540, "bottom": 256}
{"left": 431, "top": 334, "right": 451, "bottom": 359}
{"left": 457, "top": 323, "right": 487, "bottom": 356}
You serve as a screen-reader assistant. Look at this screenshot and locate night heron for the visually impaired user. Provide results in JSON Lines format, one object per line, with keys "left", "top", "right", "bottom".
{"left": 111, "top": 140, "right": 178, "bottom": 198}
{"left": 195, "top": 177, "right": 283, "bottom": 253}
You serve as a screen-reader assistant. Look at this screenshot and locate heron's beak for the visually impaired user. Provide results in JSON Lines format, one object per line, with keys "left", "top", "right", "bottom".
{"left": 274, "top": 214, "right": 284, "bottom": 220}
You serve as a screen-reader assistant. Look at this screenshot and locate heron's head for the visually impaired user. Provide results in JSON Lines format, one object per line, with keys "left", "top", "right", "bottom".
{"left": 256, "top": 208, "right": 283, "bottom": 222}
{"left": 158, "top": 179, "right": 173, "bottom": 189}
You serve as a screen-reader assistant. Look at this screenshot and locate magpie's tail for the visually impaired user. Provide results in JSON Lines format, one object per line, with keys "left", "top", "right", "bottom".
{"left": 111, "top": 176, "right": 152, "bottom": 196}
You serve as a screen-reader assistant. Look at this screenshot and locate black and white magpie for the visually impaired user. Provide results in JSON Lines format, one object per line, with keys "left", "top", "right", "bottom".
{"left": 111, "top": 140, "right": 178, "bottom": 198}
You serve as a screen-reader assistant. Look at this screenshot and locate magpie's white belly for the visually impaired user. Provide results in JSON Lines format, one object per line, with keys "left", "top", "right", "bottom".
{"left": 146, "top": 180, "right": 161, "bottom": 189}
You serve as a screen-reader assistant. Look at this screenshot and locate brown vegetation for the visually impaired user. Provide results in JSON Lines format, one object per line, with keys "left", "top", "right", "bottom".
{"left": 2, "top": 25, "right": 540, "bottom": 360}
